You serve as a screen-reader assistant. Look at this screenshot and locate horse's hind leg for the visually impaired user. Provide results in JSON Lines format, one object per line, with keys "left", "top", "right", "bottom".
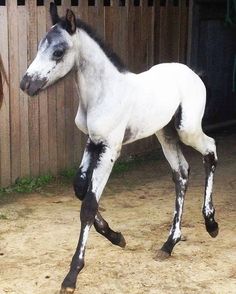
{"left": 178, "top": 128, "right": 218, "bottom": 237}
{"left": 155, "top": 124, "right": 190, "bottom": 260}
{"left": 73, "top": 139, "right": 126, "bottom": 247}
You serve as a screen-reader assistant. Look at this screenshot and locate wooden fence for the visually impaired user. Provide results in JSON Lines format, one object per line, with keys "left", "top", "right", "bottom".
{"left": 0, "top": 0, "right": 189, "bottom": 187}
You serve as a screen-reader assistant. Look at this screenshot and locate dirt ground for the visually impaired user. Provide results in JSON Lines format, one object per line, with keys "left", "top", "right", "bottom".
{"left": 0, "top": 131, "right": 236, "bottom": 294}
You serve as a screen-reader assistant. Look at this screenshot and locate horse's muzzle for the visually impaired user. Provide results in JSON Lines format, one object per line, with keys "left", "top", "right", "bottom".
{"left": 20, "top": 74, "right": 47, "bottom": 96}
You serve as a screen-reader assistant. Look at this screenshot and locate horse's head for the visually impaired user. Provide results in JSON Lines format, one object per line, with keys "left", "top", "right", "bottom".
{"left": 20, "top": 3, "right": 77, "bottom": 96}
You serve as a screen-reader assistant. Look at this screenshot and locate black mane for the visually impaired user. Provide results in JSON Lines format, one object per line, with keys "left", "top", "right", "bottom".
{"left": 59, "top": 17, "right": 127, "bottom": 73}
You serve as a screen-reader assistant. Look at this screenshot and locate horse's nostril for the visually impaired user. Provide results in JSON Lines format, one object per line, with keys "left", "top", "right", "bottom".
{"left": 20, "top": 75, "right": 30, "bottom": 91}
{"left": 25, "top": 80, "right": 30, "bottom": 90}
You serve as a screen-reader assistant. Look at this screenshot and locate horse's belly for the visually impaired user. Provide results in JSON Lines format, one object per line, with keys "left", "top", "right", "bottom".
{"left": 123, "top": 107, "right": 176, "bottom": 144}
{"left": 75, "top": 106, "right": 88, "bottom": 134}
{"left": 123, "top": 91, "right": 179, "bottom": 144}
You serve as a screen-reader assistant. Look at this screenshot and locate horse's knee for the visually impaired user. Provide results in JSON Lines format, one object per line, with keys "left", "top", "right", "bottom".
{"left": 73, "top": 169, "right": 89, "bottom": 201}
{"left": 203, "top": 152, "right": 217, "bottom": 173}
{"left": 80, "top": 192, "right": 98, "bottom": 224}
{"left": 172, "top": 166, "right": 189, "bottom": 188}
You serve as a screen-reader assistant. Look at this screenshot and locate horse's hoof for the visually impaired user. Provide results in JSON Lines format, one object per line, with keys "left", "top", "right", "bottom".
{"left": 154, "top": 249, "right": 170, "bottom": 261}
{"left": 118, "top": 233, "right": 126, "bottom": 248}
{"left": 208, "top": 226, "right": 219, "bottom": 238}
{"left": 60, "top": 287, "right": 75, "bottom": 294}
{"left": 206, "top": 221, "right": 219, "bottom": 238}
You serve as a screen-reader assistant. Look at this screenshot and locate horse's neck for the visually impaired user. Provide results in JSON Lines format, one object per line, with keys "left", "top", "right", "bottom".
{"left": 75, "top": 30, "right": 121, "bottom": 109}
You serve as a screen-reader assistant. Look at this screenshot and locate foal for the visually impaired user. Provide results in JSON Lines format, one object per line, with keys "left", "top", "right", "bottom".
{"left": 20, "top": 4, "right": 218, "bottom": 293}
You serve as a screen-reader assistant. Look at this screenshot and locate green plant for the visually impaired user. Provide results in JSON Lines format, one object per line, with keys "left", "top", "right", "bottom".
{"left": 59, "top": 167, "right": 77, "bottom": 179}
{"left": 0, "top": 174, "right": 54, "bottom": 196}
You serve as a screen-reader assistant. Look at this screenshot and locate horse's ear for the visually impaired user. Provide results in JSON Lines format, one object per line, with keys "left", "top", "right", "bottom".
{"left": 65, "top": 9, "right": 76, "bottom": 35}
{"left": 50, "top": 2, "right": 59, "bottom": 25}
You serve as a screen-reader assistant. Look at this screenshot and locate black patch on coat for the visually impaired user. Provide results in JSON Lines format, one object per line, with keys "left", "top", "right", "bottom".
{"left": 161, "top": 170, "right": 189, "bottom": 255}
{"left": 86, "top": 141, "right": 107, "bottom": 169}
{"left": 162, "top": 117, "right": 179, "bottom": 144}
{"left": 123, "top": 127, "right": 133, "bottom": 143}
{"left": 40, "top": 26, "right": 62, "bottom": 46}
{"left": 174, "top": 104, "right": 183, "bottom": 130}
{"left": 61, "top": 190, "right": 98, "bottom": 289}
{"left": 203, "top": 152, "right": 217, "bottom": 173}
{"left": 202, "top": 151, "right": 218, "bottom": 236}
{"left": 94, "top": 212, "right": 123, "bottom": 246}
{"left": 20, "top": 73, "right": 47, "bottom": 97}
{"left": 58, "top": 17, "right": 127, "bottom": 73}
{"left": 40, "top": 27, "right": 69, "bottom": 56}
{"left": 73, "top": 167, "right": 89, "bottom": 201}
{"left": 73, "top": 140, "right": 106, "bottom": 201}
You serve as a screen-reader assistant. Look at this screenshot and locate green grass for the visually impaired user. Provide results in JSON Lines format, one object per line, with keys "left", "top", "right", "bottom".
{"left": 0, "top": 151, "right": 160, "bottom": 197}
{"left": 59, "top": 167, "right": 77, "bottom": 179}
{"left": 0, "top": 174, "right": 54, "bottom": 196}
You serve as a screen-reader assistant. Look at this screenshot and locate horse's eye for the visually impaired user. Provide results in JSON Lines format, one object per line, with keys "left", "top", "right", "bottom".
{"left": 53, "top": 49, "right": 64, "bottom": 59}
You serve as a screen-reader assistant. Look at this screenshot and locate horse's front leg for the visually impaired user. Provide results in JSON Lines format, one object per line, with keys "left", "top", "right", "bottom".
{"left": 60, "top": 140, "right": 120, "bottom": 294}
{"left": 74, "top": 139, "right": 126, "bottom": 248}
{"left": 94, "top": 211, "right": 126, "bottom": 248}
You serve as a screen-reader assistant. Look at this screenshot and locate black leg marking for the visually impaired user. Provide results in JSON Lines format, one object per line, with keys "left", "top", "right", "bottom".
{"left": 73, "top": 140, "right": 106, "bottom": 201}
{"left": 61, "top": 140, "right": 108, "bottom": 292}
{"left": 73, "top": 167, "right": 89, "bottom": 201}
{"left": 158, "top": 169, "right": 189, "bottom": 258}
{"left": 94, "top": 211, "right": 126, "bottom": 248}
{"left": 155, "top": 125, "right": 190, "bottom": 260}
{"left": 61, "top": 191, "right": 98, "bottom": 291}
{"left": 203, "top": 152, "right": 219, "bottom": 238}
{"left": 174, "top": 104, "right": 183, "bottom": 130}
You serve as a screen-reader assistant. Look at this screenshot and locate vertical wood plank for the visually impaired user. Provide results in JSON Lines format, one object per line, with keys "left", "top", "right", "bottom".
{"left": 8, "top": 1, "right": 21, "bottom": 183}
{"left": 0, "top": 5, "right": 11, "bottom": 186}
{"left": 56, "top": 2, "right": 67, "bottom": 171}
{"left": 63, "top": 0, "right": 76, "bottom": 169}
{"left": 142, "top": 0, "right": 155, "bottom": 69}
{"left": 179, "top": 0, "right": 188, "bottom": 63}
{"left": 128, "top": 0, "right": 142, "bottom": 73}
{"left": 153, "top": 0, "right": 161, "bottom": 64}
{"left": 45, "top": 1, "right": 58, "bottom": 174}
{"left": 37, "top": 4, "right": 50, "bottom": 175}
{"left": 159, "top": 1, "right": 180, "bottom": 62}
{"left": 28, "top": 0, "right": 40, "bottom": 177}
{"left": 118, "top": 0, "right": 129, "bottom": 67}
{"left": 18, "top": 3, "right": 30, "bottom": 178}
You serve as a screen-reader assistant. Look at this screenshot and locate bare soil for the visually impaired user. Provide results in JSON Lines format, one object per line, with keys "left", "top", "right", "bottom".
{"left": 0, "top": 132, "right": 236, "bottom": 294}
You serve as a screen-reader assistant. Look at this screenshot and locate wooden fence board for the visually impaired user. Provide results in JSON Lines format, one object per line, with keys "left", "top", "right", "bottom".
{"left": 46, "top": 1, "right": 58, "bottom": 174}
{"left": 8, "top": 1, "right": 21, "bottom": 183}
{"left": 0, "top": 5, "right": 11, "bottom": 186}
{"left": 56, "top": 3, "right": 67, "bottom": 172}
{"left": 37, "top": 5, "right": 50, "bottom": 175}
{"left": 179, "top": 1, "right": 188, "bottom": 63}
{"left": 128, "top": 0, "right": 142, "bottom": 73}
{"left": 27, "top": 0, "right": 40, "bottom": 177}
{"left": 18, "top": 4, "right": 30, "bottom": 178}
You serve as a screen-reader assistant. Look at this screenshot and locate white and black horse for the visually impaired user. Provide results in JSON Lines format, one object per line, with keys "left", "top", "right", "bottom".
{"left": 20, "top": 3, "right": 218, "bottom": 293}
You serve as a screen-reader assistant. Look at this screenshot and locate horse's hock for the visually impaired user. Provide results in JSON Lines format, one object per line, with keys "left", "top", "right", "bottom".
{"left": 0, "top": 0, "right": 189, "bottom": 187}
